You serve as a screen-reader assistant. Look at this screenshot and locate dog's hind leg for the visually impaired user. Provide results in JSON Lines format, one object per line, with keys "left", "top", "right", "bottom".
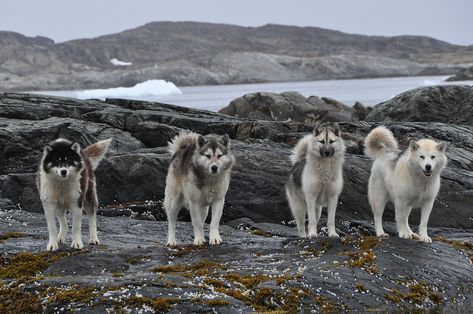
{"left": 286, "top": 188, "right": 306, "bottom": 237}
{"left": 368, "top": 186, "right": 389, "bottom": 237}
{"left": 44, "top": 203, "right": 59, "bottom": 251}
{"left": 316, "top": 205, "right": 322, "bottom": 223}
{"left": 190, "top": 204, "right": 206, "bottom": 245}
{"left": 84, "top": 201, "right": 100, "bottom": 245}
{"left": 201, "top": 206, "right": 209, "bottom": 224}
{"left": 57, "top": 209, "right": 68, "bottom": 244}
{"left": 209, "top": 199, "right": 224, "bottom": 245}
{"left": 327, "top": 195, "right": 339, "bottom": 237}
{"left": 164, "top": 194, "right": 181, "bottom": 247}
{"left": 418, "top": 199, "right": 434, "bottom": 243}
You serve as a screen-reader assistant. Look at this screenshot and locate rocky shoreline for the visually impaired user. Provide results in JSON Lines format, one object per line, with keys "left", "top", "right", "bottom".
{"left": 1, "top": 86, "right": 473, "bottom": 312}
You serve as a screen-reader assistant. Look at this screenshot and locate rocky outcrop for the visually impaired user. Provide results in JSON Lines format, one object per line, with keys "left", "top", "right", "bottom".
{"left": 219, "top": 92, "right": 355, "bottom": 122}
{"left": 446, "top": 65, "right": 473, "bottom": 81}
{"left": 2, "top": 22, "right": 473, "bottom": 91}
{"left": 365, "top": 85, "right": 473, "bottom": 125}
{"left": 1, "top": 89, "right": 473, "bottom": 312}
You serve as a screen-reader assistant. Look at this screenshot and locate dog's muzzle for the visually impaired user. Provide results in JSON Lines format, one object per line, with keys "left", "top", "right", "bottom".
{"left": 422, "top": 164, "right": 432, "bottom": 177}
{"left": 211, "top": 165, "right": 218, "bottom": 174}
{"left": 320, "top": 146, "right": 335, "bottom": 158}
{"left": 60, "top": 169, "right": 68, "bottom": 177}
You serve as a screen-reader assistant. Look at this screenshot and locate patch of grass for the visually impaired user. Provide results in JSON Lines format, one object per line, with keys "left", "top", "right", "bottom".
{"left": 224, "top": 273, "right": 272, "bottom": 289}
{"left": 204, "top": 299, "right": 230, "bottom": 306}
{"left": 343, "top": 236, "right": 380, "bottom": 274}
{"left": 384, "top": 281, "right": 443, "bottom": 305}
{"left": 314, "top": 295, "right": 336, "bottom": 313}
{"left": 203, "top": 278, "right": 226, "bottom": 288}
{"left": 48, "top": 286, "right": 96, "bottom": 304}
{"left": 0, "top": 286, "right": 43, "bottom": 314}
{"left": 355, "top": 282, "right": 366, "bottom": 292}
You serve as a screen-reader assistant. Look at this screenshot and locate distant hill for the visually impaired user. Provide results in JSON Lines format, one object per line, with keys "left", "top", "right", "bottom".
{"left": 1, "top": 21, "right": 473, "bottom": 91}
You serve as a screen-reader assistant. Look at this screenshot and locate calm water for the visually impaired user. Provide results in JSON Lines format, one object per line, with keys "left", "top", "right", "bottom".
{"left": 38, "top": 75, "right": 473, "bottom": 112}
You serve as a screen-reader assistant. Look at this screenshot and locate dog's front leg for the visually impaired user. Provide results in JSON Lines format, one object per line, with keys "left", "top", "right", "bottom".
{"left": 190, "top": 204, "right": 206, "bottom": 245}
{"left": 71, "top": 205, "right": 84, "bottom": 249}
{"left": 305, "top": 193, "right": 318, "bottom": 238}
{"left": 418, "top": 199, "right": 435, "bottom": 243}
{"left": 209, "top": 199, "right": 224, "bottom": 245}
{"left": 44, "top": 202, "right": 59, "bottom": 251}
{"left": 395, "top": 200, "right": 418, "bottom": 240}
{"left": 327, "top": 195, "right": 339, "bottom": 237}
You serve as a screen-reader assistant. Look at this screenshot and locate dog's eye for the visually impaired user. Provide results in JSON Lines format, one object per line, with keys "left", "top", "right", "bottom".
{"left": 420, "top": 155, "right": 425, "bottom": 159}
{"left": 217, "top": 154, "right": 223, "bottom": 159}
{"left": 205, "top": 154, "right": 211, "bottom": 159}
{"left": 329, "top": 140, "right": 335, "bottom": 144}
{"left": 319, "top": 140, "right": 325, "bottom": 144}
{"left": 431, "top": 156, "right": 436, "bottom": 159}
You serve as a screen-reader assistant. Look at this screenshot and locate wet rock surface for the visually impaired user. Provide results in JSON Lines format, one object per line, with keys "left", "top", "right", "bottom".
{"left": 0, "top": 90, "right": 472, "bottom": 312}
{"left": 1, "top": 210, "right": 472, "bottom": 312}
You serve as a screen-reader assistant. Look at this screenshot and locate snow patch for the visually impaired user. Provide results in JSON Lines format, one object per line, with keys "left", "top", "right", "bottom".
{"left": 75, "top": 80, "right": 182, "bottom": 99}
{"left": 110, "top": 58, "right": 132, "bottom": 66}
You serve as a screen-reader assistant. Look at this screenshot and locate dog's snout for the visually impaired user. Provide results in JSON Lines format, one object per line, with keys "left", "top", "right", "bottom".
{"left": 61, "top": 169, "right": 67, "bottom": 177}
{"left": 211, "top": 165, "right": 218, "bottom": 173}
{"left": 425, "top": 164, "right": 432, "bottom": 171}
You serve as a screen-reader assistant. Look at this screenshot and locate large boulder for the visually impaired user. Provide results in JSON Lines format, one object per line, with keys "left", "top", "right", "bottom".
{"left": 365, "top": 85, "right": 473, "bottom": 125}
{"left": 219, "top": 91, "right": 354, "bottom": 122}
{"left": 1, "top": 92, "right": 473, "bottom": 230}
{"left": 446, "top": 65, "right": 473, "bottom": 81}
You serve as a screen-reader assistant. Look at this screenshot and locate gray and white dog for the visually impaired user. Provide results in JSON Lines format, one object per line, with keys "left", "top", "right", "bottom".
{"left": 286, "top": 123, "right": 346, "bottom": 238}
{"left": 164, "top": 132, "right": 235, "bottom": 246}
{"left": 37, "top": 138, "right": 111, "bottom": 251}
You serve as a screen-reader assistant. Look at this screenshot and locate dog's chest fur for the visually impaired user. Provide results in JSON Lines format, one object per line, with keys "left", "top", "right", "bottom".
{"left": 193, "top": 172, "right": 230, "bottom": 205}
{"left": 39, "top": 171, "right": 83, "bottom": 207}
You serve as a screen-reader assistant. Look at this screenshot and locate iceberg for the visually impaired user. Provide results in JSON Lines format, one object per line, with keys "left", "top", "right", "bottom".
{"left": 110, "top": 58, "right": 133, "bottom": 66}
{"left": 75, "top": 80, "right": 182, "bottom": 99}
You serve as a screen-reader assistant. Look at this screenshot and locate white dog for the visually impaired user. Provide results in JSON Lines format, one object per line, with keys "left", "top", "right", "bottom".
{"left": 364, "top": 126, "right": 447, "bottom": 243}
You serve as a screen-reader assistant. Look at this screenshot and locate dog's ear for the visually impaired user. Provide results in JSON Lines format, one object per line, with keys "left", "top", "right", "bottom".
{"left": 71, "top": 142, "right": 81, "bottom": 154}
{"left": 44, "top": 144, "right": 53, "bottom": 153}
{"left": 221, "top": 134, "right": 230, "bottom": 147}
{"left": 332, "top": 123, "right": 341, "bottom": 136}
{"left": 313, "top": 122, "right": 321, "bottom": 136}
{"left": 409, "top": 140, "right": 419, "bottom": 152}
{"left": 197, "top": 135, "right": 205, "bottom": 147}
{"left": 437, "top": 142, "right": 446, "bottom": 152}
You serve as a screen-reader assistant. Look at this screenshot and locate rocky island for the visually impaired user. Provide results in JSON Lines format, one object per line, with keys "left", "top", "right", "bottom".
{"left": 1, "top": 85, "right": 473, "bottom": 312}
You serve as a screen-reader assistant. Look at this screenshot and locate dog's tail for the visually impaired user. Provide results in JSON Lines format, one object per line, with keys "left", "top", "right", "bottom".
{"left": 364, "top": 126, "right": 398, "bottom": 159}
{"left": 290, "top": 134, "right": 313, "bottom": 165}
{"left": 84, "top": 139, "right": 112, "bottom": 170}
{"left": 168, "top": 132, "right": 199, "bottom": 155}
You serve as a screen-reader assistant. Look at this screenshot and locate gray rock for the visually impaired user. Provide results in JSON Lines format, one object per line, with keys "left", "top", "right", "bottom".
{"left": 446, "top": 65, "right": 473, "bottom": 81}
{"left": 365, "top": 85, "right": 473, "bottom": 125}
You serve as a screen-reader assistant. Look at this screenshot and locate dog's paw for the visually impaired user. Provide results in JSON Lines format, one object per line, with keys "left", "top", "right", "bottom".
{"left": 193, "top": 237, "right": 206, "bottom": 246}
{"left": 47, "top": 241, "right": 59, "bottom": 252}
{"left": 71, "top": 239, "right": 84, "bottom": 249}
{"left": 166, "top": 239, "right": 177, "bottom": 247}
{"left": 209, "top": 235, "right": 222, "bottom": 245}
{"left": 376, "top": 232, "right": 389, "bottom": 238}
{"left": 307, "top": 231, "right": 318, "bottom": 238}
{"left": 398, "top": 231, "right": 412, "bottom": 239}
{"left": 411, "top": 232, "right": 420, "bottom": 240}
{"left": 419, "top": 234, "right": 432, "bottom": 243}
{"left": 89, "top": 237, "right": 100, "bottom": 245}
{"left": 328, "top": 232, "right": 340, "bottom": 238}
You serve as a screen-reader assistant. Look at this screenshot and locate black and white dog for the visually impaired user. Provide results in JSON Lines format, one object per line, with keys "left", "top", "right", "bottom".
{"left": 37, "top": 138, "right": 111, "bottom": 251}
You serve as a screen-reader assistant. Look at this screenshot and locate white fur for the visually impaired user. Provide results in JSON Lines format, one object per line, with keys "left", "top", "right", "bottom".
{"left": 286, "top": 129, "right": 345, "bottom": 238}
{"left": 365, "top": 126, "right": 447, "bottom": 243}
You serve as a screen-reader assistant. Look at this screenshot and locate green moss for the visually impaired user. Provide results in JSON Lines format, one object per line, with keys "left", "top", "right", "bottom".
{"left": 127, "top": 255, "right": 151, "bottom": 265}
{"left": 153, "top": 260, "right": 224, "bottom": 277}
{"left": 385, "top": 281, "right": 443, "bottom": 305}
{"left": 0, "top": 286, "right": 43, "bottom": 314}
{"left": 0, "top": 232, "right": 25, "bottom": 242}
{"left": 250, "top": 229, "right": 273, "bottom": 238}
{"left": 0, "top": 252, "right": 69, "bottom": 279}
{"left": 125, "top": 296, "right": 180, "bottom": 312}
{"left": 355, "top": 282, "right": 366, "bottom": 292}
{"left": 204, "top": 299, "right": 230, "bottom": 306}
{"left": 224, "top": 273, "right": 272, "bottom": 289}
{"left": 203, "top": 278, "right": 226, "bottom": 288}
{"left": 48, "top": 286, "right": 96, "bottom": 304}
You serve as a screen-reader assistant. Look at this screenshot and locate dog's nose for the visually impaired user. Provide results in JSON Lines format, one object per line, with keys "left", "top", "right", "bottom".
{"left": 61, "top": 169, "right": 67, "bottom": 177}
{"left": 211, "top": 165, "right": 218, "bottom": 173}
{"left": 425, "top": 164, "right": 432, "bottom": 171}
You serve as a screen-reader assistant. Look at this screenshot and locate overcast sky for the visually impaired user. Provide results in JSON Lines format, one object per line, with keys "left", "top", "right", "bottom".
{"left": 1, "top": 0, "right": 472, "bottom": 45}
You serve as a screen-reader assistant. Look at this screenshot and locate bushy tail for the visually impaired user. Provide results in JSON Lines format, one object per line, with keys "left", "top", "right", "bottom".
{"left": 84, "top": 138, "right": 112, "bottom": 170}
{"left": 364, "top": 126, "right": 398, "bottom": 159}
{"left": 290, "top": 134, "right": 313, "bottom": 164}
{"left": 168, "top": 132, "right": 199, "bottom": 155}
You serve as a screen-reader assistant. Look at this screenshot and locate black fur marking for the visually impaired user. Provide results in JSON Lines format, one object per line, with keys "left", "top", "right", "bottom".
{"left": 42, "top": 140, "right": 83, "bottom": 173}
{"left": 289, "top": 157, "right": 306, "bottom": 188}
